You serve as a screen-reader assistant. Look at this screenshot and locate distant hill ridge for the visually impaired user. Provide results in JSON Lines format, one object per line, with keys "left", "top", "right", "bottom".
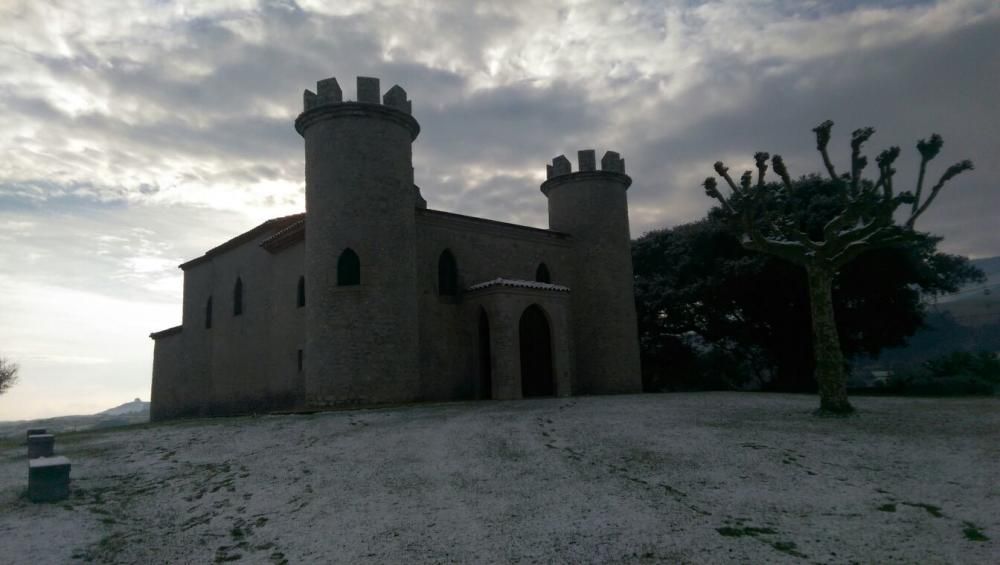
{"left": 0, "top": 399, "right": 150, "bottom": 439}
{"left": 935, "top": 255, "right": 999, "bottom": 306}
{"left": 100, "top": 398, "right": 150, "bottom": 416}
{"left": 971, "top": 255, "right": 1000, "bottom": 276}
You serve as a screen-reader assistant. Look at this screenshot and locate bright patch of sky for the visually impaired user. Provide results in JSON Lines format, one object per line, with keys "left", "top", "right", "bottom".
{"left": 0, "top": 0, "right": 997, "bottom": 419}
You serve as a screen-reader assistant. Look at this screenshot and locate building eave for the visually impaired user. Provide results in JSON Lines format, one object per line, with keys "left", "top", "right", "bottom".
{"left": 179, "top": 213, "right": 305, "bottom": 270}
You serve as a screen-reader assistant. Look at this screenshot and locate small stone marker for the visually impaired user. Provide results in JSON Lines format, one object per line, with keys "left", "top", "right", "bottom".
{"left": 27, "top": 434, "right": 55, "bottom": 459}
{"left": 28, "top": 456, "right": 71, "bottom": 502}
{"left": 26, "top": 428, "right": 46, "bottom": 441}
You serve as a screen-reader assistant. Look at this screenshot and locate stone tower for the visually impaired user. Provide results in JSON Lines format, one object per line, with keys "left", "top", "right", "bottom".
{"left": 541, "top": 150, "right": 642, "bottom": 394}
{"left": 294, "top": 76, "right": 421, "bottom": 405}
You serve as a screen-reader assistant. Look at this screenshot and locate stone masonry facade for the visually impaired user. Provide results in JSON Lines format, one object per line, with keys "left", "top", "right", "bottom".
{"left": 149, "top": 76, "right": 641, "bottom": 420}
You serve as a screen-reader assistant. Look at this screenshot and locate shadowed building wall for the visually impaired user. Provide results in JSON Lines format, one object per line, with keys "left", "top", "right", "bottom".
{"left": 149, "top": 76, "right": 642, "bottom": 420}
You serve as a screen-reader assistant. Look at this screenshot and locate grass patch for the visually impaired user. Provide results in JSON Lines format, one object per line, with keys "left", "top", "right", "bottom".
{"left": 717, "top": 525, "right": 807, "bottom": 559}
{"left": 962, "top": 522, "right": 989, "bottom": 542}
{"left": 902, "top": 502, "right": 944, "bottom": 518}
{"left": 61, "top": 444, "right": 114, "bottom": 459}
{"left": 95, "top": 532, "right": 128, "bottom": 557}
{"left": 770, "top": 540, "right": 807, "bottom": 558}
{"left": 716, "top": 526, "right": 777, "bottom": 538}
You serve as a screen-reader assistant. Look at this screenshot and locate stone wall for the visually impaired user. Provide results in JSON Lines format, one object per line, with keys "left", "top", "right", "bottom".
{"left": 299, "top": 77, "right": 421, "bottom": 407}
{"left": 414, "top": 210, "right": 573, "bottom": 401}
{"left": 149, "top": 76, "right": 644, "bottom": 419}
{"left": 151, "top": 227, "right": 304, "bottom": 420}
{"left": 543, "top": 150, "right": 643, "bottom": 394}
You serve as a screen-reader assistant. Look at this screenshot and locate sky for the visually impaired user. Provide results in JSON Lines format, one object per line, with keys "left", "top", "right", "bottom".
{"left": 1, "top": 0, "right": 998, "bottom": 420}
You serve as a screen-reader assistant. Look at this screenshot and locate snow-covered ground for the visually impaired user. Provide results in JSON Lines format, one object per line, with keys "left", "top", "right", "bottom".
{"left": 1, "top": 393, "right": 997, "bottom": 564}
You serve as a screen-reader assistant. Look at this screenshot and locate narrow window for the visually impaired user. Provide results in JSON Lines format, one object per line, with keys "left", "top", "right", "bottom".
{"left": 337, "top": 249, "right": 360, "bottom": 286}
{"left": 297, "top": 349, "right": 304, "bottom": 373}
{"left": 205, "top": 296, "right": 213, "bottom": 329}
{"left": 297, "top": 276, "right": 305, "bottom": 307}
{"left": 438, "top": 249, "right": 458, "bottom": 296}
{"left": 233, "top": 277, "right": 243, "bottom": 316}
{"left": 535, "top": 263, "right": 551, "bottom": 284}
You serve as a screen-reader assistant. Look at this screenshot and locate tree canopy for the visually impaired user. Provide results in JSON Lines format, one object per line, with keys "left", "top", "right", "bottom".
{"left": 634, "top": 174, "right": 984, "bottom": 394}
{"left": 697, "top": 121, "right": 974, "bottom": 413}
{"left": 0, "top": 355, "right": 18, "bottom": 396}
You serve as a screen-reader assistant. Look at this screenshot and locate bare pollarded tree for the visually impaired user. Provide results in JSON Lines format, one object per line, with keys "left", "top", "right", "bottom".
{"left": 703, "top": 121, "right": 973, "bottom": 413}
{"left": 0, "top": 354, "right": 18, "bottom": 395}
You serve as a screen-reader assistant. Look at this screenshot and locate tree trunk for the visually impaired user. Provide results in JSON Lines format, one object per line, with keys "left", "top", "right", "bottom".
{"left": 806, "top": 266, "right": 853, "bottom": 414}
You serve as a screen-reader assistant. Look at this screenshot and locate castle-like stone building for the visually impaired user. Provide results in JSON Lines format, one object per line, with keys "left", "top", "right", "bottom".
{"left": 149, "top": 76, "right": 641, "bottom": 420}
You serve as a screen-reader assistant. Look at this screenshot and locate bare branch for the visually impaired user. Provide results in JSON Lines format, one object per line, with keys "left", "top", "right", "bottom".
{"left": 875, "top": 146, "right": 900, "bottom": 199}
{"left": 713, "top": 162, "right": 740, "bottom": 193}
{"left": 850, "top": 127, "right": 875, "bottom": 194}
{"left": 830, "top": 227, "right": 909, "bottom": 268}
{"left": 754, "top": 152, "right": 769, "bottom": 188}
{"left": 0, "top": 355, "right": 18, "bottom": 395}
{"left": 741, "top": 228, "right": 810, "bottom": 265}
{"left": 822, "top": 208, "right": 861, "bottom": 242}
{"left": 812, "top": 120, "right": 840, "bottom": 182}
{"left": 703, "top": 177, "right": 735, "bottom": 215}
{"left": 834, "top": 210, "right": 893, "bottom": 247}
{"left": 911, "top": 133, "right": 943, "bottom": 217}
{"left": 771, "top": 155, "right": 793, "bottom": 191}
{"left": 906, "top": 160, "right": 974, "bottom": 229}
{"left": 787, "top": 224, "right": 822, "bottom": 251}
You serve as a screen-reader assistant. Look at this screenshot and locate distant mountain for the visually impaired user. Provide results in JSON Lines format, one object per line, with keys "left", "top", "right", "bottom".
{"left": 936, "top": 255, "right": 1000, "bottom": 304}
{"left": 100, "top": 398, "right": 150, "bottom": 416}
{"left": 0, "top": 399, "right": 150, "bottom": 439}
{"left": 972, "top": 255, "right": 1000, "bottom": 275}
{"left": 930, "top": 255, "right": 1000, "bottom": 326}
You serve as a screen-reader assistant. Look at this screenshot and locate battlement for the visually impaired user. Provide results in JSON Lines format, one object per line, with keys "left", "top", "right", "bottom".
{"left": 546, "top": 150, "right": 626, "bottom": 179}
{"left": 302, "top": 76, "right": 412, "bottom": 114}
{"left": 296, "top": 75, "right": 419, "bottom": 139}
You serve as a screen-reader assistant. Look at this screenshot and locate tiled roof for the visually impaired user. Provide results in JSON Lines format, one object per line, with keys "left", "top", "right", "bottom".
{"left": 179, "top": 213, "right": 305, "bottom": 269}
{"left": 466, "top": 278, "right": 571, "bottom": 293}
{"left": 260, "top": 217, "right": 305, "bottom": 251}
{"left": 149, "top": 325, "right": 182, "bottom": 340}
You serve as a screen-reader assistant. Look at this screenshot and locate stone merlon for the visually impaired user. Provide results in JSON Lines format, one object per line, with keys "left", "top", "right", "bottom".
{"left": 545, "top": 150, "right": 627, "bottom": 179}
{"left": 302, "top": 76, "right": 412, "bottom": 114}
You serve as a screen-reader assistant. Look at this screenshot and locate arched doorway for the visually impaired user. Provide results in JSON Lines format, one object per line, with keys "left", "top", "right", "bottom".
{"left": 478, "top": 309, "right": 492, "bottom": 400}
{"left": 520, "top": 304, "right": 554, "bottom": 397}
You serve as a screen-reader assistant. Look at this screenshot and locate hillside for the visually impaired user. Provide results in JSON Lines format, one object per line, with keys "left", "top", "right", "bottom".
{"left": 0, "top": 399, "right": 149, "bottom": 439}
{"left": 1, "top": 394, "right": 996, "bottom": 563}
{"left": 932, "top": 255, "right": 1000, "bottom": 325}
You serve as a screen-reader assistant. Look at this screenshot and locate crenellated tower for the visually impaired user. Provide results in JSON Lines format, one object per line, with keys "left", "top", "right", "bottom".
{"left": 541, "top": 150, "right": 642, "bottom": 394}
{"left": 295, "top": 76, "right": 421, "bottom": 406}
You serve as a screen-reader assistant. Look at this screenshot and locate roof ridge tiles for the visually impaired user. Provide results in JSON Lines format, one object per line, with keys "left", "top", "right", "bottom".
{"left": 466, "top": 277, "right": 571, "bottom": 292}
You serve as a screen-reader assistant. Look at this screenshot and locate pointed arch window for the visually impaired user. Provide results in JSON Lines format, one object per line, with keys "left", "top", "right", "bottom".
{"left": 205, "top": 296, "right": 213, "bottom": 329}
{"left": 297, "top": 276, "right": 305, "bottom": 307}
{"left": 337, "top": 249, "right": 360, "bottom": 286}
{"left": 535, "top": 263, "right": 551, "bottom": 284}
{"left": 233, "top": 277, "right": 243, "bottom": 316}
{"left": 438, "top": 249, "right": 458, "bottom": 296}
